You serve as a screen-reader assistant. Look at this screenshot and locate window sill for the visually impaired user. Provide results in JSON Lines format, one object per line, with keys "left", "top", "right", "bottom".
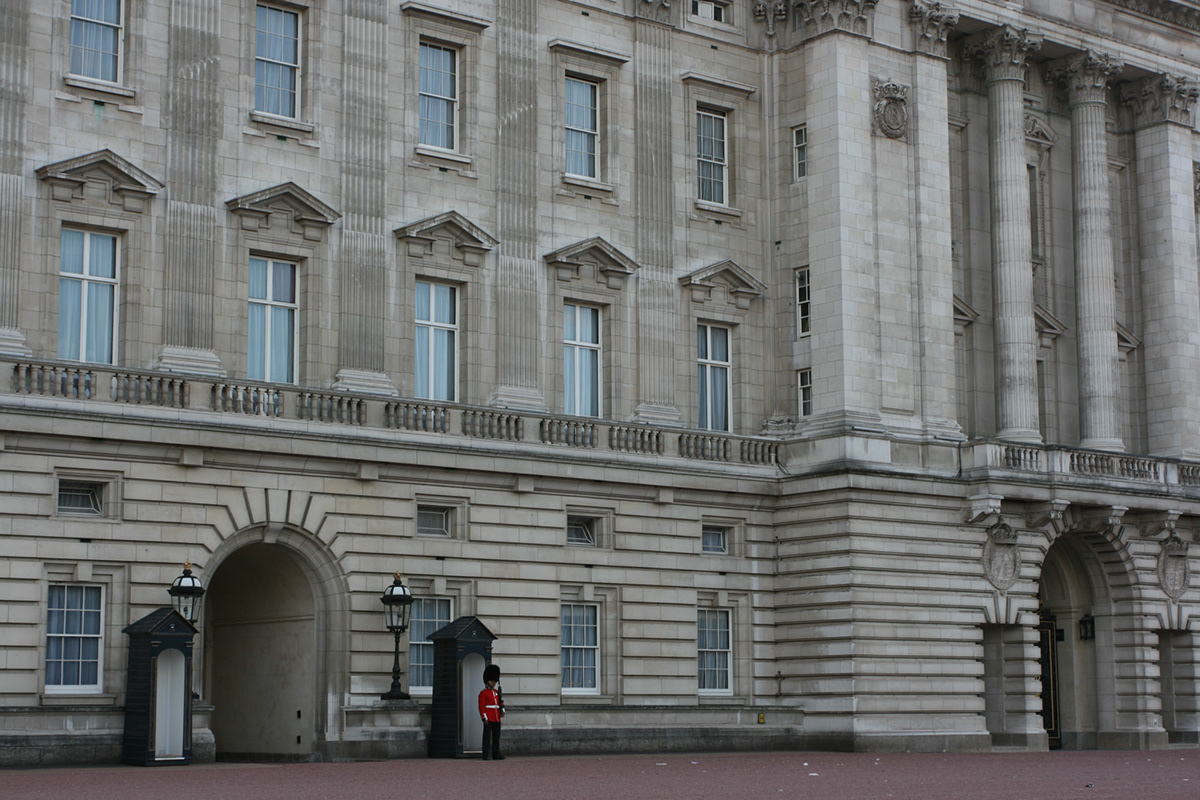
{"left": 560, "top": 175, "right": 617, "bottom": 204}
{"left": 411, "top": 146, "right": 477, "bottom": 177}
{"left": 58, "top": 77, "right": 142, "bottom": 113}
{"left": 247, "top": 111, "right": 316, "bottom": 143}
{"left": 560, "top": 693, "right": 611, "bottom": 705}
{"left": 692, "top": 200, "right": 745, "bottom": 227}
{"left": 62, "top": 75, "right": 137, "bottom": 100}
{"left": 698, "top": 694, "right": 742, "bottom": 705}
{"left": 41, "top": 692, "right": 117, "bottom": 707}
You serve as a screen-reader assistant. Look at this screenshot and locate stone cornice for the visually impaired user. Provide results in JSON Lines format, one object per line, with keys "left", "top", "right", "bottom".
{"left": 963, "top": 26, "right": 1043, "bottom": 84}
{"left": 909, "top": 1, "right": 959, "bottom": 59}
{"left": 1047, "top": 51, "right": 1125, "bottom": 106}
{"left": 1121, "top": 73, "right": 1199, "bottom": 127}
{"left": 794, "top": 0, "right": 878, "bottom": 40}
{"left": 1104, "top": 0, "right": 1200, "bottom": 32}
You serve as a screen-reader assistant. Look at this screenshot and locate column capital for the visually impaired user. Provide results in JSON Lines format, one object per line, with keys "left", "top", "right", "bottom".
{"left": 795, "top": 0, "right": 877, "bottom": 40}
{"left": 1047, "top": 51, "right": 1124, "bottom": 106}
{"left": 909, "top": 1, "right": 959, "bottom": 59}
{"left": 964, "top": 26, "right": 1043, "bottom": 83}
{"left": 1122, "top": 73, "right": 1199, "bottom": 128}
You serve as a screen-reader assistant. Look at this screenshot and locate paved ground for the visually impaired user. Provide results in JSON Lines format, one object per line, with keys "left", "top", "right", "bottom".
{"left": 3, "top": 750, "right": 1198, "bottom": 800}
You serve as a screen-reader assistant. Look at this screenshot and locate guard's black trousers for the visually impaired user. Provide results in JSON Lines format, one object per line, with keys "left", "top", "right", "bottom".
{"left": 482, "top": 721, "right": 502, "bottom": 759}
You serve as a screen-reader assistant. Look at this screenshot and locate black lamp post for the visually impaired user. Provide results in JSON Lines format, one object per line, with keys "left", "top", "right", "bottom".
{"left": 380, "top": 573, "right": 415, "bottom": 700}
{"left": 168, "top": 561, "right": 206, "bottom": 623}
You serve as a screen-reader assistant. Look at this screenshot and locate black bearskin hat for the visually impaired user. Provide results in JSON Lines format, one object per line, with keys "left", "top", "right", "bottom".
{"left": 483, "top": 663, "right": 501, "bottom": 683}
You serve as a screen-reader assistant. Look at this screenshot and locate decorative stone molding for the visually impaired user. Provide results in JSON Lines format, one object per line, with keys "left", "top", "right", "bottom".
{"left": 794, "top": 0, "right": 877, "bottom": 40}
{"left": 544, "top": 237, "right": 640, "bottom": 290}
{"left": 637, "top": 0, "right": 673, "bottom": 24}
{"left": 1062, "top": 504, "right": 1128, "bottom": 539}
{"left": 36, "top": 149, "right": 164, "bottom": 213}
{"left": 1104, "top": 0, "right": 1200, "bottom": 32}
{"left": 983, "top": 521, "right": 1021, "bottom": 591}
{"left": 1121, "top": 73, "right": 1199, "bottom": 128}
{"left": 1139, "top": 509, "right": 1182, "bottom": 539}
{"left": 1047, "top": 51, "right": 1125, "bottom": 105}
{"left": 872, "top": 80, "right": 908, "bottom": 140}
{"left": 1024, "top": 112, "right": 1058, "bottom": 146}
{"left": 1159, "top": 535, "right": 1190, "bottom": 600}
{"left": 1194, "top": 162, "right": 1200, "bottom": 207}
{"left": 963, "top": 26, "right": 1043, "bottom": 84}
{"left": 965, "top": 492, "right": 1003, "bottom": 524}
{"left": 226, "top": 182, "right": 341, "bottom": 242}
{"left": 909, "top": 0, "right": 959, "bottom": 58}
{"left": 679, "top": 260, "right": 767, "bottom": 310}
{"left": 394, "top": 210, "right": 498, "bottom": 267}
{"left": 1025, "top": 499, "right": 1070, "bottom": 536}
{"left": 754, "top": 1, "right": 789, "bottom": 37}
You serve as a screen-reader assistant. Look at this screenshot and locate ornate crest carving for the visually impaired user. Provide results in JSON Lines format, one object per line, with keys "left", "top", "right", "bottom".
{"left": 754, "top": 1, "right": 788, "bottom": 37}
{"left": 983, "top": 521, "right": 1021, "bottom": 591}
{"left": 873, "top": 80, "right": 908, "bottom": 140}
{"left": 1159, "top": 535, "right": 1190, "bottom": 600}
{"left": 794, "top": 0, "right": 877, "bottom": 39}
{"left": 1024, "top": 113, "right": 1058, "bottom": 145}
{"left": 638, "top": 0, "right": 673, "bottom": 24}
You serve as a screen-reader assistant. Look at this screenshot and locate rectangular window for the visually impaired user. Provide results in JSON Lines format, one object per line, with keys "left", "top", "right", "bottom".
{"left": 697, "top": 109, "right": 728, "bottom": 205}
{"left": 697, "top": 608, "right": 731, "bottom": 693}
{"left": 566, "top": 515, "right": 597, "bottom": 546}
{"left": 70, "top": 0, "right": 121, "bottom": 83}
{"left": 415, "top": 281, "right": 457, "bottom": 401}
{"left": 419, "top": 42, "right": 457, "bottom": 150}
{"left": 564, "top": 303, "right": 601, "bottom": 417}
{"left": 58, "top": 480, "right": 103, "bottom": 516}
{"left": 793, "top": 126, "right": 807, "bottom": 180}
{"left": 408, "top": 597, "right": 453, "bottom": 690}
{"left": 799, "top": 369, "right": 813, "bottom": 418}
{"left": 565, "top": 77, "right": 599, "bottom": 179}
{"left": 46, "top": 584, "right": 104, "bottom": 692}
{"left": 702, "top": 525, "right": 728, "bottom": 555}
{"left": 59, "top": 229, "right": 118, "bottom": 365}
{"left": 248, "top": 256, "right": 297, "bottom": 384}
{"left": 561, "top": 603, "right": 599, "bottom": 692}
{"left": 692, "top": 0, "right": 729, "bottom": 22}
{"left": 697, "top": 324, "right": 731, "bottom": 432}
{"left": 417, "top": 506, "right": 451, "bottom": 537}
{"left": 255, "top": 4, "right": 300, "bottom": 118}
{"left": 796, "top": 267, "right": 810, "bottom": 336}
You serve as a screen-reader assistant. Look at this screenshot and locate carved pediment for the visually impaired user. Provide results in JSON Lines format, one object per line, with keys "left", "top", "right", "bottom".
{"left": 1025, "top": 112, "right": 1058, "bottom": 146}
{"left": 544, "top": 237, "right": 640, "bottom": 290}
{"left": 1034, "top": 304, "right": 1068, "bottom": 347}
{"left": 394, "top": 211, "right": 498, "bottom": 267}
{"left": 953, "top": 295, "right": 980, "bottom": 327}
{"left": 36, "top": 149, "right": 164, "bottom": 212}
{"left": 1116, "top": 322, "right": 1141, "bottom": 355}
{"left": 226, "top": 182, "right": 340, "bottom": 241}
{"left": 680, "top": 260, "right": 767, "bottom": 310}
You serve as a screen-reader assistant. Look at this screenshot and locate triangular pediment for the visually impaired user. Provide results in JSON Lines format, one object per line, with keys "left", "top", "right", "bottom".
{"left": 1035, "top": 303, "right": 1068, "bottom": 346}
{"left": 544, "top": 237, "right": 640, "bottom": 290}
{"left": 394, "top": 211, "right": 497, "bottom": 267}
{"left": 226, "top": 182, "right": 340, "bottom": 241}
{"left": 1116, "top": 321, "right": 1141, "bottom": 354}
{"left": 680, "top": 260, "right": 767, "bottom": 310}
{"left": 36, "top": 149, "right": 164, "bottom": 212}
{"left": 1024, "top": 112, "right": 1058, "bottom": 145}
{"left": 954, "top": 295, "right": 980, "bottom": 326}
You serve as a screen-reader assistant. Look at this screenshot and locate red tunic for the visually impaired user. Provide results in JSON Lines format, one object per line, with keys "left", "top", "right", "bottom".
{"left": 479, "top": 687, "right": 503, "bottom": 722}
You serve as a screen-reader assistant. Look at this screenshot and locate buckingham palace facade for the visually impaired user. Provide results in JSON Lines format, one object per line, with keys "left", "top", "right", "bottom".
{"left": 3, "top": 0, "right": 1200, "bottom": 764}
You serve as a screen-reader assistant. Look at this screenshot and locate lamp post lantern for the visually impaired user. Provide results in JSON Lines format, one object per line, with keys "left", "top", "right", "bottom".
{"left": 380, "top": 573, "right": 415, "bottom": 700}
{"left": 168, "top": 561, "right": 205, "bottom": 623}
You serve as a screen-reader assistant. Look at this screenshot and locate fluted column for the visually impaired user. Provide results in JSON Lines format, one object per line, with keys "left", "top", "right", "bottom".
{"left": 0, "top": 0, "right": 31, "bottom": 356}
{"left": 1050, "top": 51, "right": 1124, "bottom": 450}
{"left": 908, "top": 1, "right": 963, "bottom": 439}
{"left": 965, "top": 27, "right": 1043, "bottom": 443}
{"left": 1124, "top": 74, "right": 1200, "bottom": 457}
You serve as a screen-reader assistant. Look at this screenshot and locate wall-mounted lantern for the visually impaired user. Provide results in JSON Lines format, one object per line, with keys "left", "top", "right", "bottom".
{"left": 1079, "top": 614, "right": 1096, "bottom": 641}
{"left": 380, "top": 573, "right": 415, "bottom": 700}
{"left": 167, "top": 561, "right": 205, "bottom": 623}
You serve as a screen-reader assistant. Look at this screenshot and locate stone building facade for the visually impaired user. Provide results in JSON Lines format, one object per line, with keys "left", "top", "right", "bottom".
{"left": 2, "top": 0, "right": 1200, "bottom": 764}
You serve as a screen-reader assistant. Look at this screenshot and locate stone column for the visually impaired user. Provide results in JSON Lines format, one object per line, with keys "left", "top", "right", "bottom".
{"left": 1050, "top": 51, "right": 1125, "bottom": 451}
{"left": 488, "top": 0, "right": 546, "bottom": 409}
{"left": 965, "top": 27, "right": 1043, "bottom": 443}
{"left": 1124, "top": 74, "right": 1200, "bottom": 457}
{"left": 796, "top": 0, "right": 882, "bottom": 432}
{"left": 0, "top": 0, "right": 32, "bottom": 356}
{"left": 909, "top": 1, "right": 963, "bottom": 439}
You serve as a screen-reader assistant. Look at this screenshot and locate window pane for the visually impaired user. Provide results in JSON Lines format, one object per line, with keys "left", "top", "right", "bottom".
{"left": 268, "top": 306, "right": 295, "bottom": 383}
{"left": 272, "top": 260, "right": 295, "bottom": 303}
{"left": 249, "top": 257, "right": 268, "bottom": 299}
{"left": 248, "top": 303, "right": 266, "bottom": 380}
{"left": 58, "top": 278, "right": 83, "bottom": 361}
{"left": 84, "top": 281, "right": 114, "bottom": 364}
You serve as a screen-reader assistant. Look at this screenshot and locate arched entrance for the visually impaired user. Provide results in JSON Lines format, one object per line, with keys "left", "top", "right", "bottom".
{"left": 205, "top": 542, "right": 316, "bottom": 760}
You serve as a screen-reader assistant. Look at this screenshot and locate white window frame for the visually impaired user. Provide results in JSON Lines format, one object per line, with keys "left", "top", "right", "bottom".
{"left": 69, "top": 0, "right": 123, "bottom": 84}
{"left": 793, "top": 125, "right": 808, "bottom": 181}
{"left": 57, "top": 480, "right": 104, "bottom": 516}
{"left": 255, "top": 4, "right": 301, "bottom": 119}
{"left": 59, "top": 228, "right": 119, "bottom": 366}
{"left": 692, "top": 0, "right": 730, "bottom": 23}
{"left": 566, "top": 515, "right": 598, "bottom": 547}
{"left": 564, "top": 302, "right": 601, "bottom": 417}
{"left": 697, "top": 608, "right": 732, "bottom": 695}
{"left": 561, "top": 602, "right": 600, "bottom": 694}
{"left": 408, "top": 596, "right": 453, "bottom": 692}
{"left": 45, "top": 583, "right": 105, "bottom": 694}
{"left": 415, "top": 280, "right": 459, "bottom": 402}
{"left": 248, "top": 256, "right": 299, "bottom": 384}
{"left": 799, "top": 369, "right": 813, "bottom": 418}
{"left": 697, "top": 323, "right": 732, "bottom": 432}
{"left": 564, "top": 76, "right": 600, "bottom": 179}
{"left": 416, "top": 505, "right": 452, "bottom": 537}
{"left": 796, "top": 266, "right": 810, "bottom": 337}
{"left": 702, "top": 524, "right": 728, "bottom": 555}
{"left": 418, "top": 41, "right": 458, "bottom": 151}
{"left": 696, "top": 108, "right": 728, "bottom": 206}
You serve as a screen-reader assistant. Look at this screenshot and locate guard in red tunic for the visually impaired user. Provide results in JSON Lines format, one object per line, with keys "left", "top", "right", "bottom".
{"left": 478, "top": 663, "right": 505, "bottom": 760}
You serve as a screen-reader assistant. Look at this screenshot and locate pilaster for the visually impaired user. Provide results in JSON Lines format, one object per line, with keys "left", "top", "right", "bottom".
{"left": 964, "top": 26, "right": 1043, "bottom": 443}
{"left": 1049, "top": 51, "right": 1125, "bottom": 451}
{"left": 0, "top": 1, "right": 30, "bottom": 355}
{"left": 1123, "top": 74, "right": 1200, "bottom": 457}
